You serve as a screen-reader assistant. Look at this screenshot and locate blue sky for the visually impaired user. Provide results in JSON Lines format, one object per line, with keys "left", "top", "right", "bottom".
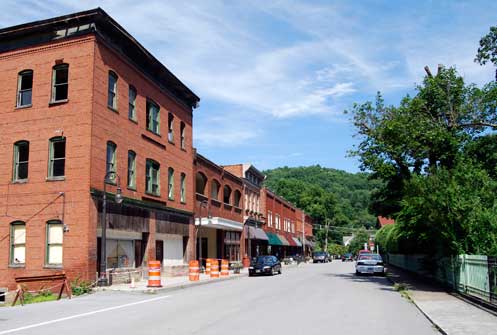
{"left": 2, "top": 1, "right": 497, "bottom": 172}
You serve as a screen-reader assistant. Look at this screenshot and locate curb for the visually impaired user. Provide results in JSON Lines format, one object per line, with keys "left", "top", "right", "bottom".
{"left": 96, "top": 272, "right": 248, "bottom": 294}
{"left": 386, "top": 274, "right": 447, "bottom": 335}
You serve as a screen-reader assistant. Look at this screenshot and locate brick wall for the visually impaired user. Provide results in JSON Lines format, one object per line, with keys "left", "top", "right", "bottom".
{"left": 0, "top": 36, "right": 96, "bottom": 289}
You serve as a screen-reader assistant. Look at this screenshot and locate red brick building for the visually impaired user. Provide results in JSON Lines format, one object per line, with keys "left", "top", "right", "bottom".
{"left": 0, "top": 8, "right": 199, "bottom": 290}
{"left": 193, "top": 153, "right": 245, "bottom": 264}
{"left": 261, "top": 188, "right": 306, "bottom": 258}
{"left": 222, "top": 164, "right": 267, "bottom": 258}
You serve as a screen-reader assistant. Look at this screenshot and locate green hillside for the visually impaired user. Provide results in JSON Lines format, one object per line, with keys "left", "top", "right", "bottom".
{"left": 263, "top": 165, "right": 381, "bottom": 245}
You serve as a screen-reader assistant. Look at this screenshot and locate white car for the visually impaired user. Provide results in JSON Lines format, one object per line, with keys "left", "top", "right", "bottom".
{"left": 355, "top": 254, "right": 386, "bottom": 276}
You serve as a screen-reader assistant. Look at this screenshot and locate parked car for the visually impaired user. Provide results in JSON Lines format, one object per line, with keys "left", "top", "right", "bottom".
{"left": 312, "top": 251, "right": 331, "bottom": 263}
{"left": 249, "top": 256, "right": 282, "bottom": 276}
{"left": 341, "top": 253, "right": 354, "bottom": 262}
{"left": 355, "top": 253, "right": 386, "bottom": 276}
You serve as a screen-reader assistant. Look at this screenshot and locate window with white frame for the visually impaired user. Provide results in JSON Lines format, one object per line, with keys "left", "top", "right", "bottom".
{"left": 146, "top": 99, "right": 160, "bottom": 135}
{"left": 180, "top": 173, "right": 186, "bottom": 203}
{"left": 128, "top": 85, "right": 137, "bottom": 121}
{"left": 146, "top": 159, "right": 160, "bottom": 195}
{"left": 46, "top": 220, "right": 63, "bottom": 266}
{"left": 168, "top": 167, "right": 174, "bottom": 200}
{"left": 10, "top": 221, "right": 26, "bottom": 265}
{"left": 106, "top": 141, "right": 117, "bottom": 183}
{"left": 275, "top": 215, "right": 281, "bottom": 230}
{"left": 267, "top": 211, "right": 272, "bottom": 227}
{"left": 168, "top": 113, "right": 174, "bottom": 142}
{"left": 180, "top": 122, "right": 186, "bottom": 149}
{"left": 127, "top": 150, "right": 136, "bottom": 189}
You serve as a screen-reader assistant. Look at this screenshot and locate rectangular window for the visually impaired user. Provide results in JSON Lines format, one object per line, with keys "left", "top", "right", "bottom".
{"left": 127, "top": 151, "right": 136, "bottom": 189}
{"left": 17, "top": 70, "right": 33, "bottom": 107}
{"left": 168, "top": 167, "right": 174, "bottom": 200}
{"left": 168, "top": 113, "right": 174, "bottom": 142}
{"left": 52, "top": 64, "right": 68, "bottom": 102}
{"left": 180, "top": 122, "right": 186, "bottom": 149}
{"left": 146, "top": 159, "right": 160, "bottom": 195}
{"left": 146, "top": 100, "right": 160, "bottom": 135}
{"left": 49, "top": 137, "right": 66, "bottom": 178}
{"left": 128, "top": 86, "right": 137, "bottom": 121}
{"left": 180, "top": 173, "right": 186, "bottom": 203}
{"left": 267, "top": 211, "right": 272, "bottom": 227}
{"left": 106, "top": 142, "right": 117, "bottom": 183}
{"left": 46, "top": 221, "right": 63, "bottom": 266}
{"left": 10, "top": 222, "right": 26, "bottom": 265}
{"left": 13, "top": 141, "right": 29, "bottom": 181}
{"left": 108, "top": 71, "right": 118, "bottom": 110}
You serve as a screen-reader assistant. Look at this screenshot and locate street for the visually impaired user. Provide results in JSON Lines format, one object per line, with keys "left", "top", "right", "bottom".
{"left": 0, "top": 262, "right": 437, "bottom": 335}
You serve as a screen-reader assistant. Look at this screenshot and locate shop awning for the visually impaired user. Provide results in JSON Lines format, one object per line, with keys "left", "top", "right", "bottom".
{"left": 292, "top": 237, "right": 302, "bottom": 247}
{"left": 266, "top": 232, "right": 283, "bottom": 246}
{"left": 305, "top": 239, "right": 316, "bottom": 248}
{"left": 287, "top": 235, "right": 298, "bottom": 247}
{"left": 277, "top": 234, "right": 290, "bottom": 246}
{"left": 247, "top": 226, "right": 269, "bottom": 241}
{"left": 195, "top": 217, "right": 243, "bottom": 231}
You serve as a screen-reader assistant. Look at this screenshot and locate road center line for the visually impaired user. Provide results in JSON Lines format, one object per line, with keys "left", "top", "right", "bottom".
{"left": 0, "top": 295, "right": 171, "bottom": 334}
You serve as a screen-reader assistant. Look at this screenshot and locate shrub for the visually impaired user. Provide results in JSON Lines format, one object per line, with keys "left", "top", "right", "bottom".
{"left": 71, "top": 277, "right": 93, "bottom": 296}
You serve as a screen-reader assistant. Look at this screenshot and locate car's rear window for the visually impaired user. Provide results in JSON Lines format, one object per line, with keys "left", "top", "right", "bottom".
{"left": 358, "top": 254, "right": 382, "bottom": 261}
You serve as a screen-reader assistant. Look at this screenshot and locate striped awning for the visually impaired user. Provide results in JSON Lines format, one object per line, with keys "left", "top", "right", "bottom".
{"left": 266, "top": 232, "right": 283, "bottom": 246}
{"left": 292, "top": 237, "right": 302, "bottom": 247}
{"left": 277, "top": 234, "right": 290, "bottom": 246}
{"left": 247, "top": 226, "right": 269, "bottom": 241}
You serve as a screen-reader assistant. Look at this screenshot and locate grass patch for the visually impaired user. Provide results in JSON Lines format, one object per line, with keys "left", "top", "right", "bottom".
{"left": 13, "top": 290, "right": 58, "bottom": 306}
{"left": 393, "top": 282, "right": 413, "bottom": 302}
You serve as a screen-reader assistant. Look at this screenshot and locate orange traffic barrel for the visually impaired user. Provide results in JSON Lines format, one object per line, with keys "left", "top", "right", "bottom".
{"left": 221, "top": 259, "right": 229, "bottom": 277}
{"left": 189, "top": 260, "right": 200, "bottom": 281}
{"left": 210, "top": 259, "right": 219, "bottom": 278}
{"left": 205, "top": 259, "right": 212, "bottom": 275}
{"left": 147, "top": 260, "right": 162, "bottom": 288}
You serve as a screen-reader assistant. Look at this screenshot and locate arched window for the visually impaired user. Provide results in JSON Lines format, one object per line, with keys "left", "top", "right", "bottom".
{"left": 10, "top": 221, "right": 26, "bottom": 265}
{"left": 168, "top": 113, "right": 174, "bottom": 142}
{"left": 108, "top": 70, "right": 118, "bottom": 109}
{"left": 195, "top": 172, "right": 207, "bottom": 195}
{"left": 48, "top": 137, "right": 66, "bottom": 178}
{"left": 128, "top": 85, "right": 137, "bottom": 121}
{"left": 46, "top": 220, "right": 63, "bottom": 265}
{"left": 51, "top": 63, "right": 69, "bottom": 102}
{"left": 17, "top": 70, "right": 33, "bottom": 107}
{"left": 146, "top": 159, "right": 160, "bottom": 195}
{"left": 180, "top": 173, "right": 186, "bottom": 203}
{"left": 13, "top": 140, "right": 29, "bottom": 181}
{"left": 180, "top": 121, "right": 186, "bottom": 149}
{"left": 168, "top": 167, "right": 175, "bottom": 200}
{"left": 106, "top": 141, "right": 117, "bottom": 183}
{"left": 211, "top": 179, "right": 220, "bottom": 200}
{"left": 223, "top": 185, "right": 232, "bottom": 205}
{"left": 127, "top": 150, "right": 136, "bottom": 189}
{"left": 234, "top": 190, "right": 242, "bottom": 207}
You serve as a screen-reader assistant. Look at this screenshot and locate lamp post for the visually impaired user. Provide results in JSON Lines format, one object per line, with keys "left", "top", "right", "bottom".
{"left": 98, "top": 171, "right": 123, "bottom": 287}
{"left": 197, "top": 200, "right": 208, "bottom": 272}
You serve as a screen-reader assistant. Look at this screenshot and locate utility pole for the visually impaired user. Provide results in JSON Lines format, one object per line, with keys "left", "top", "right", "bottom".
{"left": 324, "top": 218, "right": 330, "bottom": 252}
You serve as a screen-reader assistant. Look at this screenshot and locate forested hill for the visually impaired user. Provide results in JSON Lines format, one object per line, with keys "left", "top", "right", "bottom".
{"left": 263, "top": 165, "right": 381, "bottom": 229}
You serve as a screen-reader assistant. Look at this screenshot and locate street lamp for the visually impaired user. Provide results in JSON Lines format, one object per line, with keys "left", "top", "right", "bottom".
{"left": 98, "top": 171, "right": 123, "bottom": 287}
{"left": 197, "top": 200, "right": 209, "bottom": 272}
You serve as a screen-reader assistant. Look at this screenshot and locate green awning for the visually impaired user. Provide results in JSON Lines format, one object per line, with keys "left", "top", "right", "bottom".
{"left": 266, "top": 232, "right": 283, "bottom": 246}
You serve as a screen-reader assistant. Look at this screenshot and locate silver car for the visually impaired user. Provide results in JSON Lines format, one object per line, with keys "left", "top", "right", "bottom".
{"left": 355, "top": 254, "right": 386, "bottom": 275}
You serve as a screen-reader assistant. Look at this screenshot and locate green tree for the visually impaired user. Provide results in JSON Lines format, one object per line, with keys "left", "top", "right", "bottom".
{"left": 347, "top": 229, "right": 370, "bottom": 255}
{"left": 475, "top": 25, "right": 497, "bottom": 81}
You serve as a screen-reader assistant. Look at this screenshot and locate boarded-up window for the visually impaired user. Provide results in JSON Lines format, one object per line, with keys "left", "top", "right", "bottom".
{"left": 10, "top": 222, "right": 26, "bottom": 265}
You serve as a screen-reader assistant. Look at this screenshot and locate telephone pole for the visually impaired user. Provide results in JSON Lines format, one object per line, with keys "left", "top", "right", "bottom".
{"left": 324, "top": 218, "right": 330, "bottom": 252}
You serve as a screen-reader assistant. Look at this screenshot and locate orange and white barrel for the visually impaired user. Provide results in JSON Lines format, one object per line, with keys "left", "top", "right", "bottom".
{"left": 221, "top": 259, "right": 229, "bottom": 277}
{"left": 210, "top": 259, "right": 219, "bottom": 278}
{"left": 147, "top": 260, "right": 162, "bottom": 288}
{"left": 205, "top": 259, "right": 212, "bottom": 275}
{"left": 189, "top": 260, "right": 200, "bottom": 281}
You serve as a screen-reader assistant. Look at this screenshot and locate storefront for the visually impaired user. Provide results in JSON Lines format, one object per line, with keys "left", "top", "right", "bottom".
{"left": 196, "top": 217, "right": 244, "bottom": 263}
{"left": 246, "top": 226, "right": 269, "bottom": 257}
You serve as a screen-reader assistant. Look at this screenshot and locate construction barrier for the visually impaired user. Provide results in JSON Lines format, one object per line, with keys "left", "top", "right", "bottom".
{"left": 205, "top": 258, "right": 212, "bottom": 275}
{"left": 210, "top": 259, "right": 219, "bottom": 278}
{"left": 189, "top": 260, "right": 200, "bottom": 281}
{"left": 221, "top": 259, "right": 229, "bottom": 277}
{"left": 147, "top": 260, "right": 162, "bottom": 288}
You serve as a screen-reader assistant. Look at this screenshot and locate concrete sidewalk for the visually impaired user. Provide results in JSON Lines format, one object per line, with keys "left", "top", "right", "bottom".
{"left": 387, "top": 266, "right": 497, "bottom": 335}
{"left": 96, "top": 262, "right": 304, "bottom": 294}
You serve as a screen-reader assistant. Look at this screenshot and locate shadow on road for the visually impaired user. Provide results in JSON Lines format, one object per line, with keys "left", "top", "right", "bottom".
{"left": 324, "top": 272, "right": 395, "bottom": 291}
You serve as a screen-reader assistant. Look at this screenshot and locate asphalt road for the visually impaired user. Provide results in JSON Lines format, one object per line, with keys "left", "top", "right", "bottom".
{"left": 0, "top": 262, "right": 438, "bottom": 335}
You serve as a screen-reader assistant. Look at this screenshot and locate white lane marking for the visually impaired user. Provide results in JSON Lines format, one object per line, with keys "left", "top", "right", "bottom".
{"left": 0, "top": 295, "right": 171, "bottom": 334}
